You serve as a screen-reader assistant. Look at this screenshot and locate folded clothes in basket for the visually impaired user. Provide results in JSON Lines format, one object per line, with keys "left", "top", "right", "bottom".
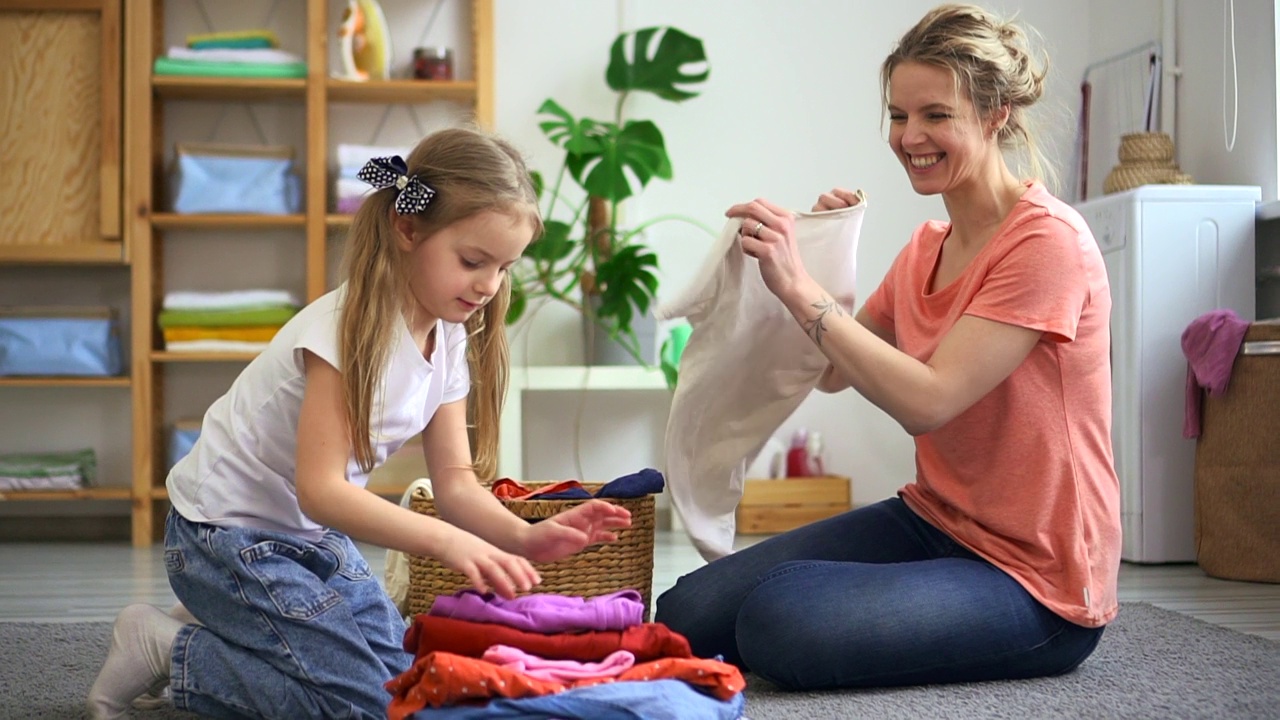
{"left": 0, "top": 307, "right": 122, "bottom": 376}
{"left": 490, "top": 469, "right": 666, "bottom": 501}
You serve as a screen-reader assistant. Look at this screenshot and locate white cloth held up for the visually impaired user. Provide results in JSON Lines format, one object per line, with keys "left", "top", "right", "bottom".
{"left": 657, "top": 197, "right": 865, "bottom": 561}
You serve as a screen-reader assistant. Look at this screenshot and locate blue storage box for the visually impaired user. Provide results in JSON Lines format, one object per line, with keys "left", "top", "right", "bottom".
{"left": 169, "top": 420, "right": 202, "bottom": 470}
{"left": 169, "top": 142, "right": 301, "bottom": 215}
{"left": 0, "top": 307, "right": 123, "bottom": 377}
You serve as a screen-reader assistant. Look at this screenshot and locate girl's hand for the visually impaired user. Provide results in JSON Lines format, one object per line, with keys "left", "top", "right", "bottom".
{"left": 726, "top": 197, "right": 811, "bottom": 299}
{"left": 521, "top": 500, "right": 632, "bottom": 564}
{"left": 811, "top": 187, "right": 861, "bottom": 212}
{"left": 436, "top": 526, "right": 542, "bottom": 599}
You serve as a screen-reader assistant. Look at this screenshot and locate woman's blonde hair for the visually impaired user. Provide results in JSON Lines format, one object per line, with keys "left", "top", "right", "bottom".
{"left": 881, "top": 3, "right": 1056, "bottom": 188}
{"left": 340, "top": 127, "right": 540, "bottom": 480}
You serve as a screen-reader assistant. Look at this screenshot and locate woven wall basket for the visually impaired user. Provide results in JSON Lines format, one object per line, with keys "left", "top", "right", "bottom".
{"left": 406, "top": 484, "right": 656, "bottom": 618}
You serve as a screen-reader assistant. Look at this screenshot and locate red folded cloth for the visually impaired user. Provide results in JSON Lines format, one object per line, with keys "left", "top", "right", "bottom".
{"left": 402, "top": 615, "right": 692, "bottom": 663}
{"left": 387, "top": 651, "right": 744, "bottom": 716}
{"left": 491, "top": 478, "right": 587, "bottom": 500}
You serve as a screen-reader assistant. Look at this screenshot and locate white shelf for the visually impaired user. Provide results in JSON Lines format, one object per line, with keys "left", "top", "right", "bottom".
{"left": 508, "top": 365, "right": 667, "bottom": 392}
{"left": 499, "top": 365, "right": 670, "bottom": 478}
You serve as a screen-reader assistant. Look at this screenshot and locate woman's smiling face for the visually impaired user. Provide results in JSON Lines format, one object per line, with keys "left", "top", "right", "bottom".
{"left": 887, "top": 61, "right": 1000, "bottom": 198}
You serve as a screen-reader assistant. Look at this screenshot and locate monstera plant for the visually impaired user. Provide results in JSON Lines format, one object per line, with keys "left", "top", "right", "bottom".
{"left": 507, "top": 26, "right": 712, "bottom": 364}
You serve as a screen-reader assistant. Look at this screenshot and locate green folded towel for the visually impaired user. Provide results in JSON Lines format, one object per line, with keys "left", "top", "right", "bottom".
{"left": 0, "top": 448, "right": 97, "bottom": 484}
{"left": 157, "top": 306, "right": 298, "bottom": 328}
{"left": 189, "top": 37, "right": 277, "bottom": 50}
{"left": 153, "top": 57, "right": 307, "bottom": 79}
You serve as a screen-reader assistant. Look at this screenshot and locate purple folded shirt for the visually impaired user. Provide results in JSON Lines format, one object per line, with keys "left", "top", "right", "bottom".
{"left": 428, "top": 589, "right": 644, "bottom": 634}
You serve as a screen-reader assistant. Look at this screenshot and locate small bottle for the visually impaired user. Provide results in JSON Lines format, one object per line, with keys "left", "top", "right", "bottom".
{"left": 786, "top": 429, "right": 813, "bottom": 478}
{"left": 413, "top": 47, "right": 454, "bottom": 81}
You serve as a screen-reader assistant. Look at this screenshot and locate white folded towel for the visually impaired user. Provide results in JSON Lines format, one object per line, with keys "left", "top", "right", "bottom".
{"left": 166, "top": 46, "right": 304, "bottom": 65}
{"left": 163, "top": 289, "right": 301, "bottom": 311}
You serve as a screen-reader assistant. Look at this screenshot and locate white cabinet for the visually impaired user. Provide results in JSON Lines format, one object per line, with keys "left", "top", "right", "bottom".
{"left": 1076, "top": 185, "right": 1260, "bottom": 563}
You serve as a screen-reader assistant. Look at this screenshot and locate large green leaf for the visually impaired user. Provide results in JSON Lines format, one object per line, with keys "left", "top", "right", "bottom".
{"left": 594, "top": 245, "right": 660, "bottom": 333}
{"left": 607, "top": 27, "right": 709, "bottom": 101}
{"left": 506, "top": 273, "right": 527, "bottom": 325}
{"left": 536, "top": 99, "right": 579, "bottom": 149}
{"left": 568, "top": 120, "right": 671, "bottom": 203}
{"left": 524, "top": 220, "right": 574, "bottom": 262}
{"left": 530, "top": 170, "right": 544, "bottom": 202}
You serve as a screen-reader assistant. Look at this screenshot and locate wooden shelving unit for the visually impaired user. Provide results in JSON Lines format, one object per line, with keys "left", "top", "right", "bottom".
{"left": 0, "top": 488, "right": 132, "bottom": 502}
{"left": 124, "top": 0, "right": 495, "bottom": 545}
{"left": 0, "top": 1, "right": 132, "bottom": 516}
{"left": 0, "top": 376, "right": 130, "bottom": 388}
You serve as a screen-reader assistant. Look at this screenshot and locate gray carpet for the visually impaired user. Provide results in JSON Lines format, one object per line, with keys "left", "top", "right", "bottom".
{"left": 2, "top": 602, "right": 1276, "bottom": 719}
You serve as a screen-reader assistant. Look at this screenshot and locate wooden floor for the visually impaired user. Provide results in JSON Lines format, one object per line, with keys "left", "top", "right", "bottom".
{"left": 1, "top": 531, "right": 1278, "bottom": 642}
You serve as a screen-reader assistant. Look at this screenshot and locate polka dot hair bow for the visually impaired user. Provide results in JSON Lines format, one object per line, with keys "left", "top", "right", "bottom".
{"left": 356, "top": 155, "right": 436, "bottom": 215}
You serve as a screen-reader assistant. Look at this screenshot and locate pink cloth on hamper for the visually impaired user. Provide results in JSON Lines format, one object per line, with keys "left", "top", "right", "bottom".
{"left": 1181, "top": 310, "right": 1251, "bottom": 438}
{"left": 482, "top": 644, "right": 636, "bottom": 682}
{"left": 428, "top": 590, "right": 644, "bottom": 633}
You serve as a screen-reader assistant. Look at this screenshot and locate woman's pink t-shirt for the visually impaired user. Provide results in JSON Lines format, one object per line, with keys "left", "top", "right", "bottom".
{"left": 863, "top": 182, "right": 1121, "bottom": 627}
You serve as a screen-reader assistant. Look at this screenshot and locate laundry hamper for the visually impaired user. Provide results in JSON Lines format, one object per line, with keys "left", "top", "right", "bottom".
{"left": 1194, "top": 321, "right": 1280, "bottom": 583}
{"left": 406, "top": 483, "right": 656, "bottom": 618}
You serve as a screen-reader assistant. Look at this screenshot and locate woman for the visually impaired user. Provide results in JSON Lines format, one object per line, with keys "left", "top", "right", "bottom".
{"left": 655, "top": 4, "right": 1120, "bottom": 691}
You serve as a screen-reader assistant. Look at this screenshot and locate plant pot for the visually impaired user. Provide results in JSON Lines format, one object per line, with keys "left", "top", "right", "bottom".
{"left": 582, "top": 295, "right": 656, "bottom": 366}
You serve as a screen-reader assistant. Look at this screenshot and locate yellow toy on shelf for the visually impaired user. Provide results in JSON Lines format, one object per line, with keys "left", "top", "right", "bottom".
{"left": 336, "top": 0, "right": 391, "bottom": 81}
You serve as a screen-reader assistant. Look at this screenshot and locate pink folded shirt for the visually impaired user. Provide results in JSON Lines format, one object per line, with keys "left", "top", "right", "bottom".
{"left": 428, "top": 590, "right": 645, "bottom": 634}
{"left": 482, "top": 644, "right": 636, "bottom": 682}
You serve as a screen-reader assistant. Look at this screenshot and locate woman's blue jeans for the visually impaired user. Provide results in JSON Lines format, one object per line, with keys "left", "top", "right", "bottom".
{"left": 654, "top": 498, "right": 1104, "bottom": 690}
{"left": 163, "top": 509, "right": 410, "bottom": 719}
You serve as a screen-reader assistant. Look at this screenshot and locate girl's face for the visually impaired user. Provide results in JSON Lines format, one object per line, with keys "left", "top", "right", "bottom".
{"left": 887, "top": 61, "right": 1002, "bottom": 197}
{"left": 401, "top": 208, "right": 534, "bottom": 328}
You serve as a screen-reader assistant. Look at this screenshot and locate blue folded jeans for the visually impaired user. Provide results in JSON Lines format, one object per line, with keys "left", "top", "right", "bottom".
{"left": 654, "top": 497, "right": 1105, "bottom": 690}
{"left": 164, "top": 509, "right": 410, "bottom": 718}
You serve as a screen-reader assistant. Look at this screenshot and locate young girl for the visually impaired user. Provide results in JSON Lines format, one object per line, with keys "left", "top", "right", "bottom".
{"left": 657, "top": 4, "right": 1119, "bottom": 691}
{"left": 88, "top": 127, "right": 631, "bottom": 719}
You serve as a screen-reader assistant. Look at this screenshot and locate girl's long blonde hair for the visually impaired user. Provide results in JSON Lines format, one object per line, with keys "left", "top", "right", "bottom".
{"left": 339, "top": 127, "right": 541, "bottom": 480}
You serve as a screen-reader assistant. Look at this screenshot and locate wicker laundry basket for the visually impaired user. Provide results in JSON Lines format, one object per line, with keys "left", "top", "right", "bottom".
{"left": 406, "top": 483, "right": 656, "bottom": 618}
{"left": 1194, "top": 321, "right": 1280, "bottom": 583}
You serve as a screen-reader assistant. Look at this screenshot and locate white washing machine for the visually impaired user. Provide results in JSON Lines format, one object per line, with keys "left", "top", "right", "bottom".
{"left": 1075, "top": 185, "right": 1258, "bottom": 563}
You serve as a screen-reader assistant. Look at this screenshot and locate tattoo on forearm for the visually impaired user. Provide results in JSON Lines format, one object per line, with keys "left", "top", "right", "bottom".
{"left": 802, "top": 297, "right": 845, "bottom": 345}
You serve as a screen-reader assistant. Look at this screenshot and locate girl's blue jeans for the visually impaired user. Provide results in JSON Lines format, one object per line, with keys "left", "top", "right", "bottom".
{"left": 654, "top": 497, "right": 1105, "bottom": 690}
{"left": 163, "top": 509, "right": 410, "bottom": 719}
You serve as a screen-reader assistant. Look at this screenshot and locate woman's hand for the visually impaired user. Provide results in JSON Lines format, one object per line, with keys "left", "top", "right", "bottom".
{"left": 436, "top": 525, "right": 542, "bottom": 599}
{"left": 520, "top": 500, "right": 632, "bottom": 564}
{"left": 726, "top": 197, "right": 811, "bottom": 299}
{"left": 811, "top": 187, "right": 862, "bottom": 212}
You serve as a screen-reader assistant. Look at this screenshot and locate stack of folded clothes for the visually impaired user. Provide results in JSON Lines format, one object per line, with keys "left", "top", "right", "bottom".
{"left": 335, "top": 144, "right": 409, "bottom": 214}
{"left": 0, "top": 448, "right": 96, "bottom": 492}
{"left": 158, "top": 289, "right": 300, "bottom": 354}
{"left": 387, "top": 589, "right": 746, "bottom": 719}
{"left": 154, "top": 29, "right": 306, "bottom": 79}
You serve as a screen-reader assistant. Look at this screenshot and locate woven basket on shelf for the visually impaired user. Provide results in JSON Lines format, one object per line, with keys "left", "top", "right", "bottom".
{"left": 1103, "top": 132, "right": 1193, "bottom": 194}
{"left": 1117, "top": 132, "right": 1175, "bottom": 163}
{"left": 405, "top": 483, "right": 656, "bottom": 619}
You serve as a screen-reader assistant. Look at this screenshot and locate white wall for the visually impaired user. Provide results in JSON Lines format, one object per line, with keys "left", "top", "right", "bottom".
{"left": 497, "top": 0, "right": 1092, "bottom": 502}
{"left": 1086, "top": 0, "right": 1278, "bottom": 200}
{"left": 1175, "top": 0, "right": 1277, "bottom": 200}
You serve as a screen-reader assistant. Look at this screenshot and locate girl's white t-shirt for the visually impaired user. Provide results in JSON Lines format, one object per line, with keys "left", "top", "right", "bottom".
{"left": 166, "top": 285, "right": 470, "bottom": 540}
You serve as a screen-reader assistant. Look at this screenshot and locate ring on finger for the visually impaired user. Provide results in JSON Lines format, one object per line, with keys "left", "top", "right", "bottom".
{"left": 752, "top": 221, "right": 765, "bottom": 237}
